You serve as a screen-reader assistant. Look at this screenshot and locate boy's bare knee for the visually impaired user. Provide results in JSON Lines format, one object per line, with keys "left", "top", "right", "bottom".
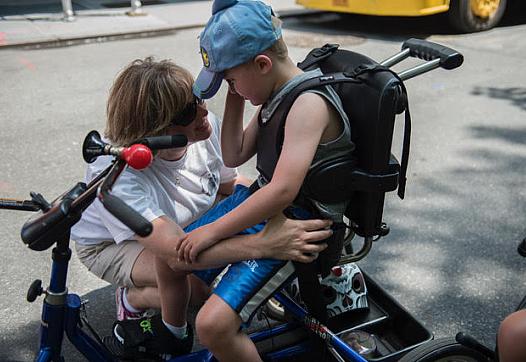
{"left": 196, "top": 296, "right": 239, "bottom": 348}
{"left": 196, "top": 308, "right": 228, "bottom": 347}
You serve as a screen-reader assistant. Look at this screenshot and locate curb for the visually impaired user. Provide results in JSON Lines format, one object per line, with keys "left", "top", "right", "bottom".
{"left": 0, "top": 8, "right": 318, "bottom": 50}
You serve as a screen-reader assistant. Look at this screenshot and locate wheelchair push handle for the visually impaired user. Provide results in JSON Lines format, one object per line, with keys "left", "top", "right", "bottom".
{"left": 380, "top": 38, "right": 463, "bottom": 81}
{"left": 402, "top": 38, "right": 464, "bottom": 70}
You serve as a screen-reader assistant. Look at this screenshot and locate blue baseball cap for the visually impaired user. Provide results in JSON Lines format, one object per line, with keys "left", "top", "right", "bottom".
{"left": 193, "top": 0, "right": 282, "bottom": 99}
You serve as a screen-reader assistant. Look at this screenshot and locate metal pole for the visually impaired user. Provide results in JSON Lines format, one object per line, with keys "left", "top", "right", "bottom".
{"left": 61, "top": 0, "right": 75, "bottom": 22}
{"left": 380, "top": 48, "right": 410, "bottom": 68}
{"left": 127, "top": 0, "right": 145, "bottom": 16}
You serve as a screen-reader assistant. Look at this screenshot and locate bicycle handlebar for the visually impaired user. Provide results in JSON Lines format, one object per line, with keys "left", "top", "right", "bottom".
{"left": 14, "top": 131, "right": 188, "bottom": 251}
{"left": 100, "top": 192, "right": 153, "bottom": 237}
{"left": 97, "top": 159, "right": 153, "bottom": 237}
{"left": 82, "top": 131, "right": 188, "bottom": 165}
{"left": 139, "top": 134, "right": 188, "bottom": 150}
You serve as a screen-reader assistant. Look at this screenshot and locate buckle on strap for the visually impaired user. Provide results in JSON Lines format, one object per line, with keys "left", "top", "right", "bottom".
{"left": 312, "top": 43, "right": 339, "bottom": 58}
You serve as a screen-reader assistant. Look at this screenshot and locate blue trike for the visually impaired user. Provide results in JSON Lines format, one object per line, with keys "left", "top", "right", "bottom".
{"left": 0, "top": 38, "right": 480, "bottom": 362}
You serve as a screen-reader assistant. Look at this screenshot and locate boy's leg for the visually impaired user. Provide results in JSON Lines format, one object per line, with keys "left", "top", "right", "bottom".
{"left": 185, "top": 184, "right": 264, "bottom": 234}
{"left": 196, "top": 294, "right": 262, "bottom": 362}
{"left": 111, "top": 256, "right": 195, "bottom": 357}
{"left": 193, "top": 258, "right": 294, "bottom": 361}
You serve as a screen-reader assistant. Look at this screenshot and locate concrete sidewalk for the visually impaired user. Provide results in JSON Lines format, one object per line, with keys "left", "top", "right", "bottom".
{"left": 0, "top": 0, "right": 312, "bottom": 48}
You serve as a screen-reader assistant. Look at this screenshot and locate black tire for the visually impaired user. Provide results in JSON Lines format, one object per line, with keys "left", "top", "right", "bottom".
{"left": 398, "top": 337, "right": 492, "bottom": 362}
{"left": 448, "top": 0, "right": 507, "bottom": 33}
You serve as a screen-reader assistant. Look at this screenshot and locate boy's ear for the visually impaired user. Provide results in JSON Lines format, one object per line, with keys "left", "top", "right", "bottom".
{"left": 253, "top": 54, "right": 273, "bottom": 75}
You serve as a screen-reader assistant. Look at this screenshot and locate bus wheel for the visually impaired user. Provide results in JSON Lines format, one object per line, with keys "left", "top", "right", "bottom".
{"left": 449, "top": 0, "right": 507, "bottom": 33}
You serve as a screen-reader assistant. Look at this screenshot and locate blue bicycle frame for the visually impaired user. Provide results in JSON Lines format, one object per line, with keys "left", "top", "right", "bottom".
{"left": 35, "top": 236, "right": 115, "bottom": 362}
{"left": 170, "top": 291, "right": 367, "bottom": 362}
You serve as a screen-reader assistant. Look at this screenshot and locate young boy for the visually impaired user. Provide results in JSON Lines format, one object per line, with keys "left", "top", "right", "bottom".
{"left": 184, "top": 0, "right": 352, "bottom": 265}
{"left": 179, "top": 0, "right": 354, "bottom": 358}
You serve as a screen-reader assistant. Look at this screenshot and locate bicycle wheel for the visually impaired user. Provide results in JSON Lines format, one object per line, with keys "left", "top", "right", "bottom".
{"left": 398, "top": 337, "right": 492, "bottom": 362}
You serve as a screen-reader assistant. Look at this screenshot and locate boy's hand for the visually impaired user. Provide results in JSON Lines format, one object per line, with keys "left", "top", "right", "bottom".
{"left": 177, "top": 226, "right": 219, "bottom": 263}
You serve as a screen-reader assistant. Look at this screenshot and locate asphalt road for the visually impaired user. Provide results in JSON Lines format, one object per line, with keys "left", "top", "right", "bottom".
{"left": 1, "top": 6, "right": 525, "bottom": 361}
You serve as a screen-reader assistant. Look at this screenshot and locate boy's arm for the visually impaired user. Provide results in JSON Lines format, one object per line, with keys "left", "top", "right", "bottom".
{"left": 221, "top": 91, "right": 259, "bottom": 167}
{"left": 179, "top": 93, "right": 331, "bottom": 262}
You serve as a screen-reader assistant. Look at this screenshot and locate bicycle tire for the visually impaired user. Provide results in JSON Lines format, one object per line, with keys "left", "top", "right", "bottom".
{"left": 398, "top": 337, "right": 492, "bottom": 362}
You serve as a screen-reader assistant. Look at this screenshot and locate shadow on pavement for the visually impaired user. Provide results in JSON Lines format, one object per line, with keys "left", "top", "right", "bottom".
{"left": 472, "top": 86, "right": 526, "bottom": 112}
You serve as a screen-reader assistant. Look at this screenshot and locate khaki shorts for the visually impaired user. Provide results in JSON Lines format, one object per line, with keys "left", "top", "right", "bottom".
{"left": 74, "top": 240, "right": 144, "bottom": 288}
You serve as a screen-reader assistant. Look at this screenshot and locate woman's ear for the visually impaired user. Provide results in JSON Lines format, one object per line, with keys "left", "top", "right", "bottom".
{"left": 253, "top": 54, "right": 273, "bottom": 75}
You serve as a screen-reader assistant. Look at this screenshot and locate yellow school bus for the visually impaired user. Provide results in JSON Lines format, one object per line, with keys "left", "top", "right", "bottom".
{"left": 295, "top": 0, "right": 507, "bottom": 33}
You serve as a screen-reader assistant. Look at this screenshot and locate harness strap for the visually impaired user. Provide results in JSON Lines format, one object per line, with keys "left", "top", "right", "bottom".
{"left": 399, "top": 102, "right": 411, "bottom": 199}
{"left": 297, "top": 43, "right": 340, "bottom": 71}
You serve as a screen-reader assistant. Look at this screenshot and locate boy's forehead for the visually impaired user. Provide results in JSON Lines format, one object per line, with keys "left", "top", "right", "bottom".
{"left": 224, "top": 63, "right": 245, "bottom": 78}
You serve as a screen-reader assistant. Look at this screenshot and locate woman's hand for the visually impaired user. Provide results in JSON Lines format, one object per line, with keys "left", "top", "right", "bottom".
{"left": 258, "top": 213, "right": 332, "bottom": 263}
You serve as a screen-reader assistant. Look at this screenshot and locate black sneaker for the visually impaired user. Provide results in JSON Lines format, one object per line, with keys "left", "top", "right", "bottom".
{"left": 111, "top": 314, "right": 193, "bottom": 359}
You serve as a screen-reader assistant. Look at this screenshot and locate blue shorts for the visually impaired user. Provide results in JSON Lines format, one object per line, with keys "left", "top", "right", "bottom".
{"left": 184, "top": 185, "right": 295, "bottom": 324}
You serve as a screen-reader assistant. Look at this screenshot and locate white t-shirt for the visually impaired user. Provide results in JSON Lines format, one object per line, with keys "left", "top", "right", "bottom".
{"left": 71, "top": 113, "right": 237, "bottom": 246}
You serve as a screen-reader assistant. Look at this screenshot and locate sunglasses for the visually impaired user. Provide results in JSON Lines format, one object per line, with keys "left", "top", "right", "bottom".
{"left": 171, "top": 96, "right": 204, "bottom": 127}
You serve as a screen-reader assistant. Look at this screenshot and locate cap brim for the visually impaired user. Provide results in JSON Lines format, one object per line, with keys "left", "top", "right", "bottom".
{"left": 193, "top": 68, "right": 224, "bottom": 99}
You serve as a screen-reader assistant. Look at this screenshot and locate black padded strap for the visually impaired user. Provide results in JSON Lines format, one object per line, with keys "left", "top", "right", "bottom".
{"left": 398, "top": 103, "right": 411, "bottom": 199}
{"left": 269, "top": 71, "right": 360, "bottom": 147}
{"left": 297, "top": 43, "right": 340, "bottom": 71}
{"left": 293, "top": 261, "right": 327, "bottom": 323}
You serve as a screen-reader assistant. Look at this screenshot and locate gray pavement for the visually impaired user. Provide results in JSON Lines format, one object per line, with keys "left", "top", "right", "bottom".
{"left": 0, "top": 0, "right": 312, "bottom": 48}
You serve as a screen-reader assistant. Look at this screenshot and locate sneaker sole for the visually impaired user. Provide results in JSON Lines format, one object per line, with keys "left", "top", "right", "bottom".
{"left": 103, "top": 335, "right": 162, "bottom": 361}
